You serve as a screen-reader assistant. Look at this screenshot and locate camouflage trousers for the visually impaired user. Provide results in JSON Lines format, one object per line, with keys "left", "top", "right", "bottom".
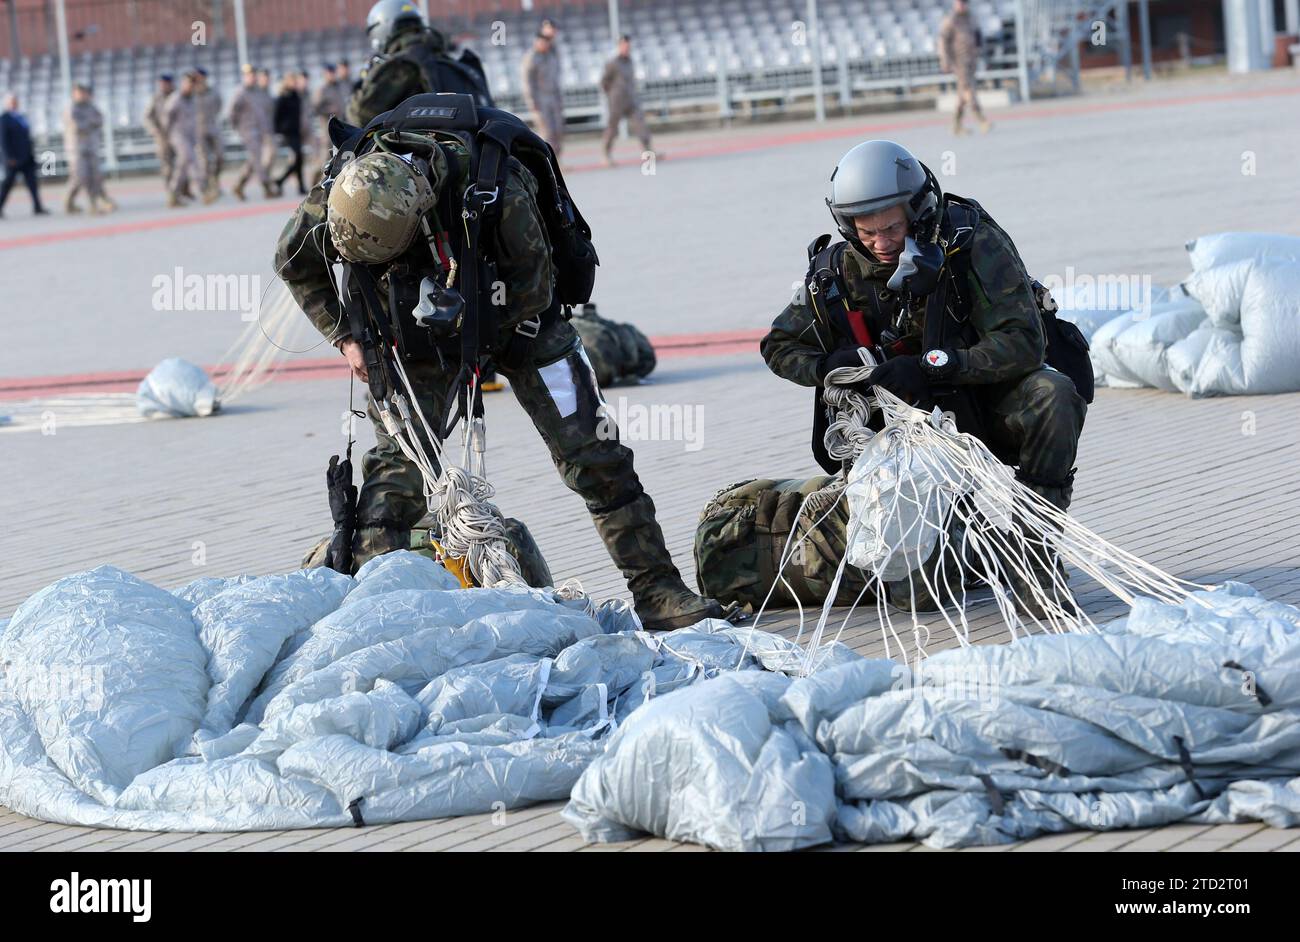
{"left": 66, "top": 148, "right": 105, "bottom": 204}
{"left": 168, "top": 134, "right": 200, "bottom": 198}
{"left": 600, "top": 102, "right": 651, "bottom": 155}
{"left": 353, "top": 318, "right": 681, "bottom": 593}
{"left": 532, "top": 100, "right": 566, "bottom": 155}
{"left": 975, "top": 367, "right": 1087, "bottom": 511}
{"left": 953, "top": 65, "right": 985, "bottom": 124}
{"left": 236, "top": 130, "right": 272, "bottom": 188}
{"left": 151, "top": 134, "right": 175, "bottom": 188}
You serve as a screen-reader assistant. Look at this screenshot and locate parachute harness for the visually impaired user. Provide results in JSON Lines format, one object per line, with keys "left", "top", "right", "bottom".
{"left": 743, "top": 354, "right": 1211, "bottom": 677}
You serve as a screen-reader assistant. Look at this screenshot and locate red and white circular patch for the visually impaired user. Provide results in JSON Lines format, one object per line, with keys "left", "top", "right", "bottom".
{"left": 925, "top": 349, "right": 949, "bottom": 368}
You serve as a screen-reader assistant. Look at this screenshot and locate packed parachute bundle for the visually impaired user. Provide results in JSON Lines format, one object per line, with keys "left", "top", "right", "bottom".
{"left": 1062, "top": 232, "right": 1300, "bottom": 397}
{"left": 570, "top": 304, "right": 657, "bottom": 387}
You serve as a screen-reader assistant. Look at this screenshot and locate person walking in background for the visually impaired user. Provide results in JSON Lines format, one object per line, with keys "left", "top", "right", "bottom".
{"left": 939, "top": 0, "right": 991, "bottom": 135}
{"left": 228, "top": 63, "right": 276, "bottom": 200}
{"left": 255, "top": 68, "right": 278, "bottom": 186}
{"left": 297, "top": 72, "right": 315, "bottom": 172}
{"left": 309, "top": 62, "right": 348, "bottom": 188}
{"left": 162, "top": 70, "right": 201, "bottom": 207}
{"left": 143, "top": 73, "right": 175, "bottom": 196}
{"left": 273, "top": 74, "right": 307, "bottom": 197}
{"left": 600, "top": 34, "right": 654, "bottom": 167}
{"left": 63, "top": 82, "right": 115, "bottom": 214}
{"left": 194, "top": 67, "right": 223, "bottom": 201}
{"left": 0, "top": 93, "right": 49, "bottom": 218}
{"left": 521, "top": 29, "right": 564, "bottom": 158}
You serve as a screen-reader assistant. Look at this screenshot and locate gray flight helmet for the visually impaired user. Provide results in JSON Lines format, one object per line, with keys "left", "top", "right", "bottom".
{"left": 366, "top": 0, "right": 426, "bottom": 52}
{"left": 826, "top": 140, "right": 942, "bottom": 254}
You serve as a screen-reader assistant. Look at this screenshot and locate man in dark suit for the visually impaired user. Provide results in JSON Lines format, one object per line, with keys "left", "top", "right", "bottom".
{"left": 0, "top": 94, "right": 49, "bottom": 218}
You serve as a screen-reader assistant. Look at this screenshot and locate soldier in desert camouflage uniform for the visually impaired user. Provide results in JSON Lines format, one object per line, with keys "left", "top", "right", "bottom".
{"left": 939, "top": 0, "right": 990, "bottom": 135}
{"left": 599, "top": 35, "right": 653, "bottom": 167}
{"left": 63, "top": 83, "right": 115, "bottom": 214}
{"left": 228, "top": 64, "right": 275, "bottom": 200}
{"left": 274, "top": 120, "right": 722, "bottom": 631}
{"left": 761, "top": 140, "right": 1085, "bottom": 614}
{"left": 194, "top": 68, "right": 223, "bottom": 201}
{"left": 163, "top": 71, "right": 201, "bottom": 207}
{"left": 143, "top": 74, "right": 175, "bottom": 194}
{"left": 521, "top": 31, "right": 565, "bottom": 158}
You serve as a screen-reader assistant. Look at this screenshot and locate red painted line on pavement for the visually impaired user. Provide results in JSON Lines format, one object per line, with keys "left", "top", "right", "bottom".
{"left": 5, "top": 84, "right": 1294, "bottom": 252}
{"left": 0, "top": 328, "right": 768, "bottom": 400}
{"left": 0, "top": 199, "right": 298, "bottom": 251}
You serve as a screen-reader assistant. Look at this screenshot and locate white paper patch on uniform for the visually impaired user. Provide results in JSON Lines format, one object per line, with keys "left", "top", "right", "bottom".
{"left": 539, "top": 358, "right": 580, "bottom": 417}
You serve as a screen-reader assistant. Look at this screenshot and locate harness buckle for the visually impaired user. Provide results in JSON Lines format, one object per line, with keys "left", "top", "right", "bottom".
{"left": 515, "top": 316, "right": 541, "bottom": 339}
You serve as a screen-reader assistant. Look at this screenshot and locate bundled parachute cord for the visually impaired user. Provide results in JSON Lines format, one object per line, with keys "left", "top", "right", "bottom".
{"left": 382, "top": 350, "right": 526, "bottom": 588}
{"left": 735, "top": 356, "right": 1212, "bottom": 677}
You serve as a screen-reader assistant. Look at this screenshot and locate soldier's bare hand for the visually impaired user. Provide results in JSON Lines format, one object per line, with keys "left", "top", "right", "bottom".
{"left": 340, "top": 338, "right": 368, "bottom": 381}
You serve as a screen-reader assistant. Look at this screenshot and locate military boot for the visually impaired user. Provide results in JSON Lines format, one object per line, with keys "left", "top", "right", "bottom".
{"left": 64, "top": 193, "right": 80, "bottom": 213}
{"left": 1003, "top": 476, "right": 1078, "bottom": 621}
{"left": 592, "top": 492, "right": 724, "bottom": 631}
{"left": 233, "top": 176, "right": 247, "bottom": 201}
{"left": 166, "top": 192, "right": 182, "bottom": 208}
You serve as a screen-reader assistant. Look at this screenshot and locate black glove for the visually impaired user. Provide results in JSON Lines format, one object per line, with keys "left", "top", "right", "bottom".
{"left": 816, "top": 347, "right": 870, "bottom": 386}
{"left": 866, "top": 355, "right": 932, "bottom": 407}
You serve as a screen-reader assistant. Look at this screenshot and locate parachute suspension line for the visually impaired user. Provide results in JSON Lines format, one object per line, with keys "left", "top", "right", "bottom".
{"left": 740, "top": 359, "right": 1212, "bottom": 678}
{"left": 217, "top": 224, "right": 339, "bottom": 405}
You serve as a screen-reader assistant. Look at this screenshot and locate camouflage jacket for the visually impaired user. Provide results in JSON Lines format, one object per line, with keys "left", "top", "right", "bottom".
{"left": 521, "top": 47, "right": 563, "bottom": 112}
{"left": 761, "top": 205, "right": 1044, "bottom": 388}
{"left": 228, "top": 85, "right": 272, "bottom": 137}
{"left": 63, "top": 101, "right": 103, "bottom": 151}
{"left": 274, "top": 135, "right": 554, "bottom": 349}
{"left": 600, "top": 55, "right": 639, "bottom": 111}
{"left": 939, "top": 11, "right": 979, "bottom": 76}
{"left": 144, "top": 90, "right": 169, "bottom": 140}
{"left": 347, "top": 29, "right": 449, "bottom": 127}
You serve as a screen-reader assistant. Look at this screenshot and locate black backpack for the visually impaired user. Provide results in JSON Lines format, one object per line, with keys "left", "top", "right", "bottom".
{"left": 325, "top": 93, "right": 599, "bottom": 435}
{"left": 333, "top": 92, "right": 598, "bottom": 311}
{"left": 395, "top": 40, "right": 495, "bottom": 110}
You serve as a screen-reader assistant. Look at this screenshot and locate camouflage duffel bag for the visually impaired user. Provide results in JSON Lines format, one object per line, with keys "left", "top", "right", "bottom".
{"left": 694, "top": 476, "right": 873, "bottom": 609}
{"left": 571, "top": 303, "right": 656, "bottom": 387}
{"left": 302, "top": 514, "right": 553, "bottom": 588}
